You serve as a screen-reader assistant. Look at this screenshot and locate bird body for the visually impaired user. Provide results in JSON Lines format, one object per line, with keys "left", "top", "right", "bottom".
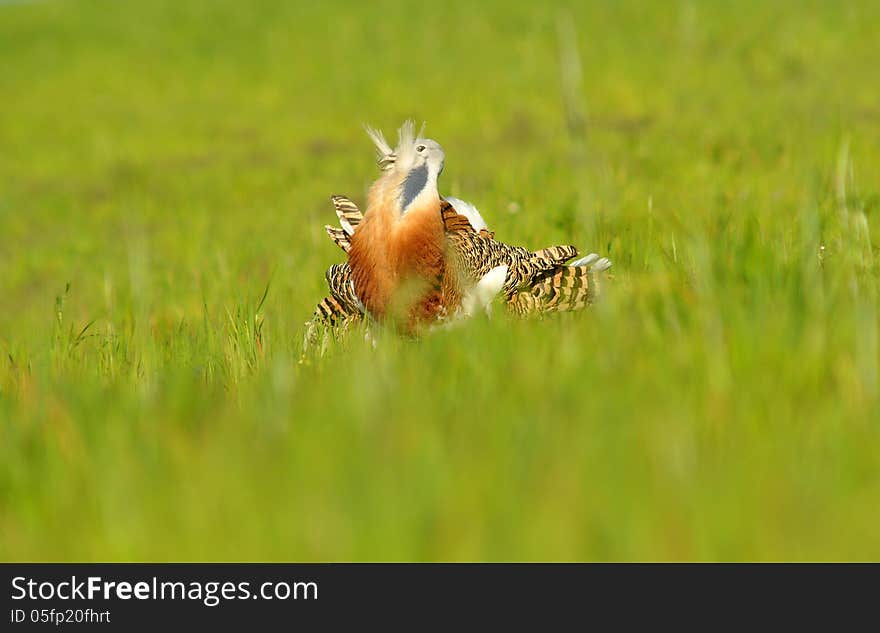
{"left": 310, "top": 195, "right": 611, "bottom": 329}
{"left": 348, "top": 186, "right": 446, "bottom": 323}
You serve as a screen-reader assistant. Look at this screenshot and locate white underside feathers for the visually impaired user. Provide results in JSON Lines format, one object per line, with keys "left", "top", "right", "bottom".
{"left": 339, "top": 216, "right": 355, "bottom": 236}
{"left": 445, "top": 196, "right": 489, "bottom": 232}
{"left": 460, "top": 265, "right": 508, "bottom": 318}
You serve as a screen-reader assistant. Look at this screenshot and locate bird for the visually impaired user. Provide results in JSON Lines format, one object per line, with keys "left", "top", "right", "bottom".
{"left": 304, "top": 121, "right": 612, "bottom": 344}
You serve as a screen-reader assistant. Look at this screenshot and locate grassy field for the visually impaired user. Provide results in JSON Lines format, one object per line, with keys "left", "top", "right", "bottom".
{"left": 2, "top": 0, "right": 879, "bottom": 560}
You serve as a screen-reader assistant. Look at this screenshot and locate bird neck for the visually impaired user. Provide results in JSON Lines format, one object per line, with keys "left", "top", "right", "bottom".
{"left": 400, "top": 168, "right": 440, "bottom": 218}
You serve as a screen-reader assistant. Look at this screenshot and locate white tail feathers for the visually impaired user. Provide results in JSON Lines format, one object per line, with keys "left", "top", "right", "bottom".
{"left": 571, "top": 253, "right": 612, "bottom": 271}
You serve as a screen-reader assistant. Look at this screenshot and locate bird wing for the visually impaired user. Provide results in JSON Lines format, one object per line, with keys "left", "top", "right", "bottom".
{"left": 323, "top": 195, "right": 366, "bottom": 253}
{"left": 324, "top": 225, "right": 352, "bottom": 253}
{"left": 439, "top": 199, "right": 583, "bottom": 296}
{"left": 309, "top": 263, "right": 362, "bottom": 325}
{"left": 507, "top": 263, "right": 604, "bottom": 316}
{"left": 331, "top": 195, "right": 363, "bottom": 235}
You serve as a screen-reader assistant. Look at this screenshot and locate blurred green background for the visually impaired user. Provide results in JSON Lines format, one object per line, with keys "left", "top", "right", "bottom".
{"left": 1, "top": 0, "right": 879, "bottom": 560}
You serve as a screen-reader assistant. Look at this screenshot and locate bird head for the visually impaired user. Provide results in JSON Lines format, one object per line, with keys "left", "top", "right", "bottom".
{"left": 410, "top": 138, "right": 445, "bottom": 176}
{"left": 365, "top": 121, "right": 445, "bottom": 216}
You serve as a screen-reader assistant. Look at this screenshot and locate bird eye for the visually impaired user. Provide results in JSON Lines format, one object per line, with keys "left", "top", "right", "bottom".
{"left": 416, "top": 145, "right": 426, "bottom": 153}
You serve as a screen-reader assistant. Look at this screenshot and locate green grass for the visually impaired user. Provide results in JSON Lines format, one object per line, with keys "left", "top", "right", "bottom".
{"left": 2, "top": 0, "right": 879, "bottom": 560}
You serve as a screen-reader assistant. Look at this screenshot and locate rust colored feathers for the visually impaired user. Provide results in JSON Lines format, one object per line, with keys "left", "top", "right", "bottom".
{"left": 347, "top": 182, "right": 447, "bottom": 328}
